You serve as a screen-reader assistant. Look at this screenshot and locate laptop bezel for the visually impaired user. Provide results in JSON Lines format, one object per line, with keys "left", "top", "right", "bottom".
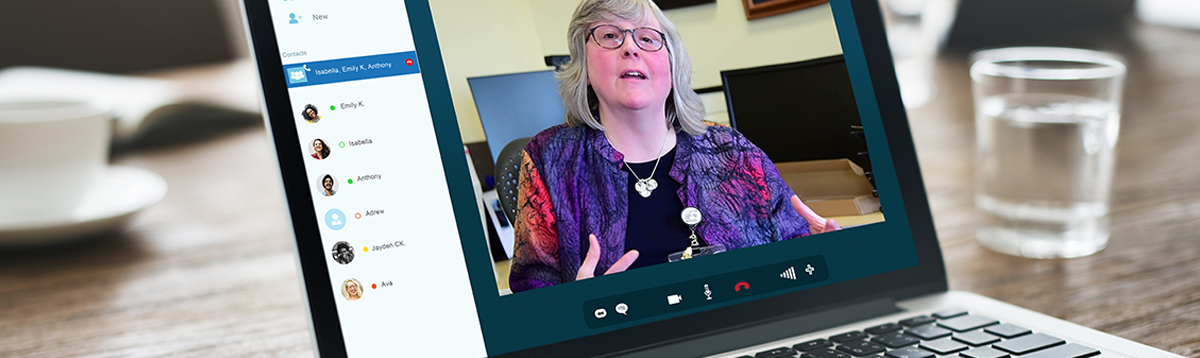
{"left": 240, "top": 0, "right": 946, "bottom": 357}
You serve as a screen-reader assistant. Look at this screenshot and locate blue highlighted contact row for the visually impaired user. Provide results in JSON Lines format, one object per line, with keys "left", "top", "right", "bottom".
{"left": 284, "top": 51, "right": 420, "bottom": 88}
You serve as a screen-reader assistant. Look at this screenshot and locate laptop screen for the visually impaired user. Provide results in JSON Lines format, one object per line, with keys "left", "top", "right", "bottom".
{"left": 263, "top": 0, "right": 918, "bottom": 356}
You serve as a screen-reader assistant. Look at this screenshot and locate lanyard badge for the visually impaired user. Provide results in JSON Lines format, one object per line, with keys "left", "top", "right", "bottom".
{"left": 668, "top": 207, "right": 727, "bottom": 262}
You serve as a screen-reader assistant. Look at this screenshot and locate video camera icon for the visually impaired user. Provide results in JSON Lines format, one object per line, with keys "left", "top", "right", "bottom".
{"left": 666, "top": 294, "right": 683, "bottom": 306}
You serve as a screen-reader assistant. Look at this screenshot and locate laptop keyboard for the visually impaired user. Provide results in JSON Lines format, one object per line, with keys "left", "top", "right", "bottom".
{"left": 738, "top": 309, "right": 1101, "bottom": 358}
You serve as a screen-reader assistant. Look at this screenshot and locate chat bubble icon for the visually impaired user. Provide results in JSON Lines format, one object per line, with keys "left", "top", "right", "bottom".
{"left": 615, "top": 302, "right": 628, "bottom": 315}
{"left": 594, "top": 308, "right": 607, "bottom": 319}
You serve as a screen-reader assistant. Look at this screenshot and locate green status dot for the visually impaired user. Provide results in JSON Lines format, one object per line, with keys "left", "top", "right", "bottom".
{"left": 347, "top": 179, "right": 353, "bottom": 184}
{"left": 330, "top": 105, "right": 336, "bottom": 111}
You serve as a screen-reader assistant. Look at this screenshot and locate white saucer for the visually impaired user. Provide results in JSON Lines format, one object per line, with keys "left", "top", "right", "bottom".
{"left": 0, "top": 165, "right": 167, "bottom": 246}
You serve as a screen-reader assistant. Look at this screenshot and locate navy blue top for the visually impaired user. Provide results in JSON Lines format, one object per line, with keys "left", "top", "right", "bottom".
{"left": 622, "top": 147, "right": 692, "bottom": 270}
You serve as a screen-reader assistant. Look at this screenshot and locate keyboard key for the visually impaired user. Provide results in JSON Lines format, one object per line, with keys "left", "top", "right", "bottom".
{"left": 837, "top": 341, "right": 885, "bottom": 356}
{"left": 898, "top": 315, "right": 936, "bottom": 327}
{"left": 960, "top": 347, "right": 1011, "bottom": 358}
{"left": 937, "top": 315, "right": 999, "bottom": 332}
{"left": 799, "top": 354, "right": 816, "bottom": 358}
{"left": 984, "top": 323, "right": 1031, "bottom": 338}
{"left": 932, "top": 308, "right": 968, "bottom": 319}
{"left": 884, "top": 346, "right": 935, "bottom": 358}
{"left": 809, "top": 348, "right": 853, "bottom": 358}
{"left": 869, "top": 333, "right": 919, "bottom": 348}
{"left": 864, "top": 323, "right": 902, "bottom": 335}
{"left": 953, "top": 331, "right": 1001, "bottom": 346}
{"left": 830, "top": 331, "right": 867, "bottom": 343}
{"left": 904, "top": 324, "right": 951, "bottom": 340}
{"left": 1019, "top": 343, "right": 1100, "bottom": 358}
{"left": 794, "top": 338, "right": 833, "bottom": 352}
{"left": 755, "top": 347, "right": 794, "bottom": 358}
{"left": 993, "top": 333, "right": 1065, "bottom": 355}
{"left": 918, "top": 338, "right": 967, "bottom": 354}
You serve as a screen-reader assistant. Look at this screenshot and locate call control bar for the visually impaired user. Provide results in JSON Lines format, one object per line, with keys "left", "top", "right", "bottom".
{"left": 582, "top": 255, "right": 829, "bottom": 329}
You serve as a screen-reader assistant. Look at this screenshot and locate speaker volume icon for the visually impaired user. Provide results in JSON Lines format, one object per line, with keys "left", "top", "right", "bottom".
{"left": 780, "top": 266, "right": 797, "bottom": 280}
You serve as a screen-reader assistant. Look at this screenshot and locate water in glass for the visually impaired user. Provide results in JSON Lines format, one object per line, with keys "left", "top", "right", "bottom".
{"left": 976, "top": 92, "right": 1119, "bottom": 258}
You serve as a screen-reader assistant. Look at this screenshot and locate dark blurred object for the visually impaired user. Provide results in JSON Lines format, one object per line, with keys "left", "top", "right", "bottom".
{"left": 0, "top": 0, "right": 239, "bottom": 73}
{"left": 849, "top": 124, "right": 877, "bottom": 196}
{"left": 654, "top": 0, "right": 716, "bottom": 10}
{"left": 945, "top": 0, "right": 1136, "bottom": 51}
{"left": 543, "top": 55, "right": 570, "bottom": 71}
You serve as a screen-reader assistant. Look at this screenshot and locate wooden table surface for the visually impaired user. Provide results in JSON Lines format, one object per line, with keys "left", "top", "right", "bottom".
{"left": 3, "top": 22, "right": 1198, "bottom": 358}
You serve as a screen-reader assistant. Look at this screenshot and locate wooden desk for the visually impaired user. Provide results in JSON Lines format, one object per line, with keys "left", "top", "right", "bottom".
{"left": 2, "top": 23, "right": 1198, "bottom": 357}
{"left": 911, "top": 23, "right": 1200, "bottom": 357}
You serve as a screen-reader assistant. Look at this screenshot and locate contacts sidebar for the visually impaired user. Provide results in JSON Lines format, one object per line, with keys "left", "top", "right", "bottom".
{"left": 268, "top": 0, "right": 486, "bottom": 356}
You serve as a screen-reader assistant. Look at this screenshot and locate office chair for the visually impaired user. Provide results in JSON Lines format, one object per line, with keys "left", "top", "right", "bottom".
{"left": 494, "top": 137, "right": 533, "bottom": 224}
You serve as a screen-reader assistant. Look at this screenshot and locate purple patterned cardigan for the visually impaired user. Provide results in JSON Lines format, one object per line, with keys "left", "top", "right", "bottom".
{"left": 508, "top": 123, "right": 810, "bottom": 292}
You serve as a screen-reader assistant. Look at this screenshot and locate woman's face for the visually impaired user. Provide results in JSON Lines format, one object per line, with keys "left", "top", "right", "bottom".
{"left": 306, "top": 108, "right": 317, "bottom": 118}
{"left": 347, "top": 281, "right": 359, "bottom": 295}
{"left": 585, "top": 15, "right": 672, "bottom": 115}
{"left": 313, "top": 140, "right": 324, "bottom": 151}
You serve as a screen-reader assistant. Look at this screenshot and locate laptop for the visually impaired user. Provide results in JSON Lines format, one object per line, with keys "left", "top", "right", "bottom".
{"left": 239, "top": 0, "right": 1180, "bottom": 357}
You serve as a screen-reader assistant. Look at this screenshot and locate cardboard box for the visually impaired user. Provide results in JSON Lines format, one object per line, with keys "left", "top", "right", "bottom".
{"left": 774, "top": 159, "right": 880, "bottom": 217}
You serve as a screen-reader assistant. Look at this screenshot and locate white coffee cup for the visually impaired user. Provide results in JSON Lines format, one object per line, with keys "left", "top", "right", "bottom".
{"left": 0, "top": 99, "right": 111, "bottom": 226}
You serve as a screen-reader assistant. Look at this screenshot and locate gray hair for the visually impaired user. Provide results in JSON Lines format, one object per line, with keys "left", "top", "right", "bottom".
{"left": 557, "top": 0, "right": 707, "bottom": 136}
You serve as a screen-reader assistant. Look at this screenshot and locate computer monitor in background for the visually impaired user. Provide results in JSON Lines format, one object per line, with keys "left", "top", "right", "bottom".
{"left": 468, "top": 70, "right": 567, "bottom": 164}
{"left": 721, "top": 55, "right": 868, "bottom": 171}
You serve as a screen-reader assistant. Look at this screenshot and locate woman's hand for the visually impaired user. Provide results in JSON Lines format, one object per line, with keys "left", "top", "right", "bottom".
{"left": 791, "top": 195, "right": 842, "bottom": 234}
{"left": 577, "top": 234, "right": 640, "bottom": 280}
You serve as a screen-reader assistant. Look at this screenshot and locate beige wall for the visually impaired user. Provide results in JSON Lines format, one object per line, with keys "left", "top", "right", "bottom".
{"left": 431, "top": 0, "right": 843, "bottom": 144}
{"left": 429, "top": 0, "right": 547, "bottom": 144}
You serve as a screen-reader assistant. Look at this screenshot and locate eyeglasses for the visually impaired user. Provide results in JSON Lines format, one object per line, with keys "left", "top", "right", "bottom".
{"left": 589, "top": 25, "right": 666, "bottom": 52}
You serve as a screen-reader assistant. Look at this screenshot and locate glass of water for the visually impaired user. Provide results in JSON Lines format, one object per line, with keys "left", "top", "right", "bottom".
{"left": 971, "top": 47, "right": 1126, "bottom": 258}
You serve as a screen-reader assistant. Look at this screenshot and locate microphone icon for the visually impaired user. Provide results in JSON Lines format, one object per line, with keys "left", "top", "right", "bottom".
{"left": 704, "top": 283, "right": 712, "bottom": 301}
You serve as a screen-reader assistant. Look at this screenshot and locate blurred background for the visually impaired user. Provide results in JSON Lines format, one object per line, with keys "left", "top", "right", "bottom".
{"left": 0, "top": 0, "right": 248, "bottom": 72}
{"left": 4, "top": 0, "right": 1194, "bottom": 147}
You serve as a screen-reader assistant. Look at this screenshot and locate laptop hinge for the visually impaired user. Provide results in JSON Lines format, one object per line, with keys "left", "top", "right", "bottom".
{"left": 607, "top": 298, "right": 901, "bottom": 358}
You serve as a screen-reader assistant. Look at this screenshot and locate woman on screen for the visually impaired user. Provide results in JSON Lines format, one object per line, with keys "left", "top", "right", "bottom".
{"left": 508, "top": 0, "right": 839, "bottom": 293}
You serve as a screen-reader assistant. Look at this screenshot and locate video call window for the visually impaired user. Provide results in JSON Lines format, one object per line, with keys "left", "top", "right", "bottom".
{"left": 435, "top": 0, "right": 887, "bottom": 295}
{"left": 262, "top": 0, "right": 917, "bottom": 354}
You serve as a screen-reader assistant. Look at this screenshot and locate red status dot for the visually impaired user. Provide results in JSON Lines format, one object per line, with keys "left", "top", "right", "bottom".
{"left": 405, "top": 58, "right": 413, "bottom": 66}
{"left": 371, "top": 283, "right": 377, "bottom": 289}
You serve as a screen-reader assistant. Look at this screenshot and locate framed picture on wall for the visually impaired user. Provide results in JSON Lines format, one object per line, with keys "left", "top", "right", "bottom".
{"left": 654, "top": 0, "right": 716, "bottom": 10}
{"left": 741, "top": 0, "right": 828, "bottom": 20}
